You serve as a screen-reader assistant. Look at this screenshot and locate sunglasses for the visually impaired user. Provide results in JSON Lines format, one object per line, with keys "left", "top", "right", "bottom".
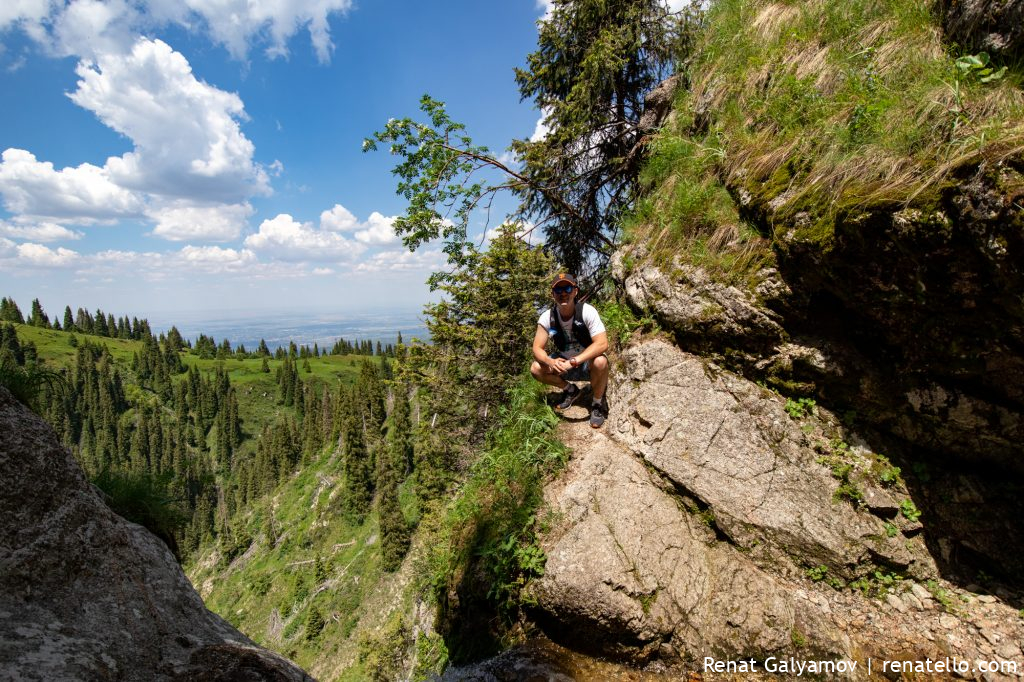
{"left": 552, "top": 285, "right": 575, "bottom": 294}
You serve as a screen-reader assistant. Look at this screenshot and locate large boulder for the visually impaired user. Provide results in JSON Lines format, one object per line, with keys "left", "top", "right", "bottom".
{"left": 0, "top": 387, "right": 313, "bottom": 682}
{"left": 608, "top": 340, "right": 935, "bottom": 581}
{"left": 533, "top": 341, "right": 1024, "bottom": 674}
{"left": 532, "top": 423, "right": 847, "bottom": 665}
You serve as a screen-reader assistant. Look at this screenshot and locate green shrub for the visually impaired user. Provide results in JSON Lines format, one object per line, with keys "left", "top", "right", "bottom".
{"left": 423, "top": 376, "right": 567, "bottom": 645}
{"left": 91, "top": 469, "right": 186, "bottom": 558}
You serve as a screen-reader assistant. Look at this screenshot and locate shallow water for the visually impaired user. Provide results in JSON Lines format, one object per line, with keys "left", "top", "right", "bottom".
{"left": 437, "top": 637, "right": 780, "bottom": 682}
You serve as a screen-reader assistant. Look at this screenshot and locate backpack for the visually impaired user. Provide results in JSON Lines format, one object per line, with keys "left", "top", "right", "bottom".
{"left": 549, "top": 303, "right": 593, "bottom": 352}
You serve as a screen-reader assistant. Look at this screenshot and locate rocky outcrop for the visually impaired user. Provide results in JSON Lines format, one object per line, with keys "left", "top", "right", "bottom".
{"left": 618, "top": 156, "right": 1024, "bottom": 477}
{"left": 608, "top": 340, "right": 934, "bottom": 580}
{"left": 533, "top": 419, "right": 846, "bottom": 665}
{"left": 533, "top": 341, "right": 1024, "bottom": 675}
{"left": 0, "top": 387, "right": 313, "bottom": 682}
{"left": 938, "top": 0, "right": 1024, "bottom": 60}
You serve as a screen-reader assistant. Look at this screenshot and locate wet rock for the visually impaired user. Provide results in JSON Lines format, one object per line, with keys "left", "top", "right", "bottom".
{"left": 0, "top": 387, "right": 312, "bottom": 682}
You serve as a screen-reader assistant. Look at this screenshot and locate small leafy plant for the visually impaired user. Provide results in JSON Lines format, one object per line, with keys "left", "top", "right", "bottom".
{"left": 955, "top": 52, "right": 1007, "bottom": 85}
{"left": 785, "top": 397, "right": 817, "bottom": 419}
{"left": 806, "top": 565, "right": 830, "bottom": 581}
{"left": 900, "top": 499, "right": 922, "bottom": 522}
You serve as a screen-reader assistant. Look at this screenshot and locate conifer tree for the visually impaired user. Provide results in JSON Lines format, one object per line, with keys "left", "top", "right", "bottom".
{"left": 304, "top": 605, "right": 325, "bottom": 641}
{"left": 342, "top": 406, "right": 373, "bottom": 522}
{"left": 379, "top": 381, "right": 412, "bottom": 570}
{"left": 0, "top": 297, "right": 25, "bottom": 323}
{"left": 28, "top": 299, "right": 49, "bottom": 327}
{"left": 63, "top": 306, "right": 75, "bottom": 331}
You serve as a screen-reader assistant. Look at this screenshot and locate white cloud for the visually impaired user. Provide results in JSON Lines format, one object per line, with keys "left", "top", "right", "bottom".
{"left": 354, "top": 211, "right": 397, "bottom": 245}
{"left": 537, "top": 0, "right": 554, "bottom": 22}
{"left": 15, "top": 242, "right": 81, "bottom": 267}
{"left": 0, "top": 220, "right": 83, "bottom": 242}
{"left": 530, "top": 110, "right": 551, "bottom": 142}
{"left": 149, "top": 202, "right": 253, "bottom": 241}
{"left": 483, "top": 221, "right": 540, "bottom": 245}
{"left": 244, "top": 213, "right": 366, "bottom": 262}
{"left": 354, "top": 247, "right": 446, "bottom": 273}
{"left": 180, "top": 0, "right": 354, "bottom": 64}
{"left": 312, "top": 267, "right": 333, "bottom": 275}
{"left": 176, "top": 244, "right": 256, "bottom": 272}
{"left": 0, "top": 236, "right": 16, "bottom": 257}
{"left": 0, "top": 0, "right": 53, "bottom": 30}
{"left": 2, "top": 0, "right": 354, "bottom": 64}
{"left": 49, "top": 0, "right": 143, "bottom": 59}
{"left": 0, "top": 38, "right": 267, "bottom": 241}
{"left": 70, "top": 38, "right": 269, "bottom": 202}
{"left": 5, "top": 54, "right": 27, "bottom": 72}
{"left": 0, "top": 148, "right": 145, "bottom": 221}
{"left": 319, "top": 204, "right": 398, "bottom": 245}
{"left": 320, "top": 203, "right": 359, "bottom": 232}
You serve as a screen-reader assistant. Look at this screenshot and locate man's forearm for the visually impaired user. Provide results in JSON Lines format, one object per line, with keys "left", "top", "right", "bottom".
{"left": 573, "top": 341, "right": 608, "bottom": 365}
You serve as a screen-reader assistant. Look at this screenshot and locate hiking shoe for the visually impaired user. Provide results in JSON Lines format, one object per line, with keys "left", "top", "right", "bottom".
{"left": 555, "top": 383, "right": 580, "bottom": 411}
{"left": 590, "top": 400, "right": 607, "bottom": 429}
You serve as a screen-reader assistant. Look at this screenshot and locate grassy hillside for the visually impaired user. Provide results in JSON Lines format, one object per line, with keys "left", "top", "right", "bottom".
{"left": 185, "top": 448, "right": 423, "bottom": 679}
{"left": 13, "top": 321, "right": 367, "bottom": 443}
{"left": 628, "top": 0, "right": 1023, "bottom": 285}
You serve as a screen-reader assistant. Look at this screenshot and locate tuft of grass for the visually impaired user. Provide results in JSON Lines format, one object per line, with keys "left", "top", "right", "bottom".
{"left": 598, "top": 300, "right": 658, "bottom": 349}
{"left": 0, "top": 357, "right": 66, "bottom": 414}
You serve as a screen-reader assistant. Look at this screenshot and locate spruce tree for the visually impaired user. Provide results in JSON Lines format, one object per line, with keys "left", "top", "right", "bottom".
{"left": 342, "top": 407, "right": 373, "bottom": 522}
{"left": 380, "top": 383, "right": 413, "bottom": 570}
{"left": 0, "top": 297, "right": 25, "bottom": 323}
{"left": 28, "top": 299, "right": 49, "bottom": 327}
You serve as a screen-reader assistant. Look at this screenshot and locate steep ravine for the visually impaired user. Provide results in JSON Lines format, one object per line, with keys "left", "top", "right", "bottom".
{"left": 0, "top": 386, "right": 314, "bottom": 681}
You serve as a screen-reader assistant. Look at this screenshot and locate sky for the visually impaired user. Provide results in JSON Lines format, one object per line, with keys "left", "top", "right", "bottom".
{"left": 0, "top": 0, "right": 553, "bottom": 322}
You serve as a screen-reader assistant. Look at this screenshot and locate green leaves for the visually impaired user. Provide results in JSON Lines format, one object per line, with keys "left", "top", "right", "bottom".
{"left": 365, "top": 95, "right": 503, "bottom": 289}
{"left": 955, "top": 52, "right": 1007, "bottom": 84}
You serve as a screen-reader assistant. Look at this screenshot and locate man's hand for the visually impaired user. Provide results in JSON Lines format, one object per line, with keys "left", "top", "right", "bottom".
{"left": 545, "top": 357, "right": 572, "bottom": 375}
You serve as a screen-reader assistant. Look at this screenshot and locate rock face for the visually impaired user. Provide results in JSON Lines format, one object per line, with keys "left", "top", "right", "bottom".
{"left": 534, "top": 341, "right": 1024, "bottom": 674}
{"left": 938, "top": 0, "right": 1024, "bottom": 60}
{"left": 533, "top": 418, "right": 846, "bottom": 665}
{"left": 618, "top": 157, "right": 1024, "bottom": 478}
{"left": 0, "top": 387, "right": 313, "bottom": 682}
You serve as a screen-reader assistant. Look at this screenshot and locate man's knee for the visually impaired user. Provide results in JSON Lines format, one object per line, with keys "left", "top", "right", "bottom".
{"left": 530, "top": 360, "right": 544, "bottom": 380}
{"left": 591, "top": 355, "right": 608, "bottom": 373}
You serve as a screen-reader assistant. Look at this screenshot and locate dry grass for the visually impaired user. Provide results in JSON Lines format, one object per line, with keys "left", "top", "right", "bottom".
{"left": 630, "top": 0, "right": 1024, "bottom": 281}
{"left": 751, "top": 3, "right": 801, "bottom": 40}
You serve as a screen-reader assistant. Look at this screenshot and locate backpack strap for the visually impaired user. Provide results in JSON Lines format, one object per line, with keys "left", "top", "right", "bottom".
{"left": 572, "top": 302, "right": 592, "bottom": 349}
{"left": 549, "top": 307, "right": 567, "bottom": 352}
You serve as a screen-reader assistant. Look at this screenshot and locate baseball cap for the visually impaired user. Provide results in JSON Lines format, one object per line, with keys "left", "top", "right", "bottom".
{"left": 551, "top": 273, "right": 577, "bottom": 289}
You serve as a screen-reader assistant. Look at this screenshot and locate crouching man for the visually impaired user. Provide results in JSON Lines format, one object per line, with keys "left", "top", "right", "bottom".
{"left": 530, "top": 273, "right": 609, "bottom": 428}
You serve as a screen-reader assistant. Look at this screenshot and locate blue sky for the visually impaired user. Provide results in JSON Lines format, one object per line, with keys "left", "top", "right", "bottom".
{"left": 0, "top": 0, "right": 551, "bottom": 320}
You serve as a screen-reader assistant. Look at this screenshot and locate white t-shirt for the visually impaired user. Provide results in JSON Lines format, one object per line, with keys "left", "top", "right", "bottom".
{"left": 537, "top": 303, "right": 606, "bottom": 353}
